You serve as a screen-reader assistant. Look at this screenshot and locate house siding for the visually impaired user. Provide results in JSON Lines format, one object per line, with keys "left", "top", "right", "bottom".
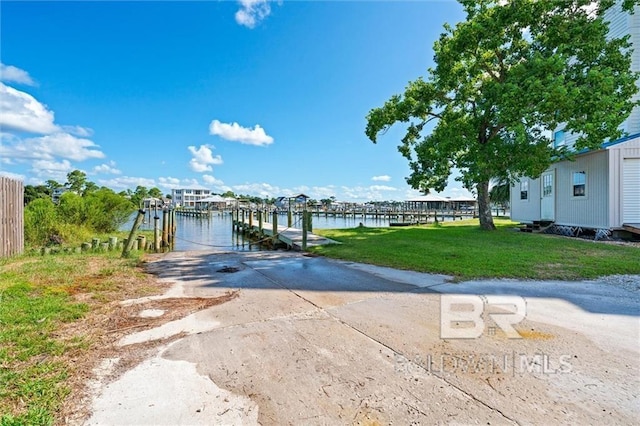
{"left": 609, "top": 137, "right": 640, "bottom": 227}
{"left": 554, "top": 151, "right": 610, "bottom": 228}
{"left": 510, "top": 177, "right": 541, "bottom": 222}
{"left": 555, "top": 3, "right": 640, "bottom": 143}
{"left": 607, "top": 2, "right": 640, "bottom": 134}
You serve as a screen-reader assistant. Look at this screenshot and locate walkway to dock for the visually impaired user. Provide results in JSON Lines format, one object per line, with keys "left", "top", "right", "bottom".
{"left": 233, "top": 212, "right": 337, "bottom": 250}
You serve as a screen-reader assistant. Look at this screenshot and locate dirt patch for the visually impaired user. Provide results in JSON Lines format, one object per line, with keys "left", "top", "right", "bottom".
{"left": 50, "top": 257, "right": 239, "bottom": 425}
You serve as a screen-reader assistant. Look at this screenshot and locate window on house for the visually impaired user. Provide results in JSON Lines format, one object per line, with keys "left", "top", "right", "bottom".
{"left": 520, "top": 180, "right": 529, "bottom": 200}
{"left": 542, "top": 174, "right": 553, "bottom": 197}
{"left": 553, "top": 130, "right": 565, "bottom": 148}
{"left": 573, "top": 171, "right": 586, "bottom": 197}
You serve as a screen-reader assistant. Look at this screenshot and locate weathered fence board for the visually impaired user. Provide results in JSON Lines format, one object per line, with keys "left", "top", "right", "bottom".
{"left": 0, "top": 177, "right": 24, "bottom": 257}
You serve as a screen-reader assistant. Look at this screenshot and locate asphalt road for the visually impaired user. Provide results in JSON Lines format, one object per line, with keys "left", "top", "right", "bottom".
{"left": 87, "top": 250, "right": 640, "bottom": 425}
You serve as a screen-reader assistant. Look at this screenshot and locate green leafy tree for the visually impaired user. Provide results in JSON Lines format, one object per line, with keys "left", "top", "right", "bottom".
{"left": 365, "top": 0, "right": 639, "bottom": 230}
{"left": 130, "top": 185, "right": 149, "bottom": 207}
{"left": 83, "top": 181, "right": 99, "bottom": 196}
{"left": 45, "top": 180, "right": 63, "bottom": 191}
{"left": 221, "top": 190, "right": 236, "bottom": 198}
{"left": 489, "top": 181, "right": 510, "bottom": 208}
{"left": 148, "top": 187, "right": 163, "bottom": 199}
{"left": 65, "top": 170, "right": 87, "bottom": 193}
{"left": 84, "top": 188, "right": 135, "bottom": 232}
{"left": 24, "top": 185, "right": 51, "bottom": 204}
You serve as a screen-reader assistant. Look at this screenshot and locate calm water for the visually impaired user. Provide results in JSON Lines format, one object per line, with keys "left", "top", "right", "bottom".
{"left": 125, "top": 211, "right": 392, "bottom": 251}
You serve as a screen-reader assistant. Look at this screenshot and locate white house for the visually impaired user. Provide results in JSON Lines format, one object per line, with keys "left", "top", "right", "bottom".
{"left": 171, "top": 188, "right": 212, "bottom": 208}
{"left": 511, "top": 3, "right": 640, "bottom": 236}
{"left": 51, "top": 187, "right": 69, "bottom": 204}
{"left": 511, "top": 134, "right": 640, "bottom": 233}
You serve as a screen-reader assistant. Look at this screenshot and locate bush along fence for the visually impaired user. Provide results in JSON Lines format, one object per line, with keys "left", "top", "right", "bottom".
{"left": 32, "top": 208, "right": 177, "bottom": 257}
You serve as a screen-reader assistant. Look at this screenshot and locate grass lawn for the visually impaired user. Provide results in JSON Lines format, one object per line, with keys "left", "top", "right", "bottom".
{"left": 0, "top": 250, "right": 160, "bottom": 425}
{"left": 311, "top": 218, "right": 640, "bottom": 280}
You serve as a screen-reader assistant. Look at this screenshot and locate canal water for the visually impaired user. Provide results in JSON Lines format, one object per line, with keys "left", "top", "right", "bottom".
{"left": 127, "top": 211, "right": 392, "bottom": 251}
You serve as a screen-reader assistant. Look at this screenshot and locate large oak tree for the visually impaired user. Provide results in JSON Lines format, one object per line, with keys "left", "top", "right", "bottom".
{"left": 366, "top": 0, "right": 639, "bottom": 230}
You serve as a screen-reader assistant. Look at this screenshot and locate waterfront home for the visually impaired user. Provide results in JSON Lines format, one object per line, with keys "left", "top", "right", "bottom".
{"left": 171, "top": 188, "right": 212, "bottom": 208}
{"left": 510, "top": 2, "right": 640, "bottom": 237}
{"left": 510, "top": 134, "right": 640, "bottom": 236}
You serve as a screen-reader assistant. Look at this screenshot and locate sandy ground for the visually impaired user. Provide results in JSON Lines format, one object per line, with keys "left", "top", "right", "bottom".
{"left": 86, "top": 250, "right": 640, "bottom": 425}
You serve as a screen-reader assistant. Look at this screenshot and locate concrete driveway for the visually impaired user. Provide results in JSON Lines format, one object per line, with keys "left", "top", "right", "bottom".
{"left": 87, "top": 250, "right": 640, "bottom": 425}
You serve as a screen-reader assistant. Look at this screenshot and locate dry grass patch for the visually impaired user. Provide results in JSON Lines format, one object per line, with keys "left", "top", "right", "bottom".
{"left": 0, "top": 251, "right": 238, "bottom": 425}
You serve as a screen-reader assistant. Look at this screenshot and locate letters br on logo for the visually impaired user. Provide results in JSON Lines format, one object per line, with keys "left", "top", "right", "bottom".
{"left": 440, "top": 295, "right": 527, "bottom": 339}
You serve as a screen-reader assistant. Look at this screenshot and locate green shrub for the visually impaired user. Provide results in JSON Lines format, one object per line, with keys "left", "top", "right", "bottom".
{"left": 57, "top": 192, "right": 86, "bottom": 225}
{"left": 84, "top": 188, "right": 134, "bottom": 232}
{"left": 24, "top": 198, "right": 58, "bottom": 246}
{"left": 24, "top": 189, "right": 134, "bottom": 247}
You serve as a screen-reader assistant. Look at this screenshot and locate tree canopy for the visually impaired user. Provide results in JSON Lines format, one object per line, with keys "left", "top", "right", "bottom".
{"left": 365, "top": 0, "right": 639, "bottom": 229}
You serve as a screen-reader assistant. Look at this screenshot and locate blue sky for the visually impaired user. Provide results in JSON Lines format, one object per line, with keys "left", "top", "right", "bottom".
{"left": 0, "top": 0, "right": 473, "bottom": 201}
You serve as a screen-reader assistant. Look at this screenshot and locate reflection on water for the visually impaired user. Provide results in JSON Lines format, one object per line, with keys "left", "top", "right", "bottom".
{"left": 124, "top": 211, "right": 392, "bottom": 252}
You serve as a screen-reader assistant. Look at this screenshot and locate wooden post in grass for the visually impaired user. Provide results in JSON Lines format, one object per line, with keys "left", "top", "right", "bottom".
{"left": 258, "top": 210, "right": 263, "bottom": 235}
{"left": 122, "top": 209, "right": 145, "bottom": 257}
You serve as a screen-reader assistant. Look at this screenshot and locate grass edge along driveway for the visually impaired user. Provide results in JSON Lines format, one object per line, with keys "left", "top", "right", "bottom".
{"left": 311, "top": 219, "right": 640, "bottom": 281}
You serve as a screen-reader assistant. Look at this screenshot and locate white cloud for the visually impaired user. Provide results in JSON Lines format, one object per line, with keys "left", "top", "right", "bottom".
{"left": 0, "top": 63, "right": 35, "bottom": 86}
{"left": 0, "top": 83, "right": 58, "bottom": 134}
{"left": 372, "top": 175, "right": 391, "bottom": 182}
{"left": 340, "top": 185, "right": 401, "bottom": 201}
{"left": 308, "top": 185, "right": 337, "bottom": 199}
{"left": 0, "top": 170, "right": 25, "bottom": 181}
{"left": 187, "top": 144, "right": 223, "bottom": 173}
{"left": 232, "top": 182, "right": 282, "bottom": 198}
{"left": 61, "top": 125, "right": 94, "bottom": 137}
{"left": 235, "top": 0, "right": 273, "bottom": 29}
{"left": 370, "top": 185, "right": 397, "bottom": 191}
{"left": 0, "top": 132, "right": 105, "bottom": 161}
{"left": 209, "top": 119, "right": 274, "bottom": 146}
{"left": 158, "top": 176, "right": 181, "bottom": 189}
{"left": 98, "top": 176, "right": 156, "bottom": 190}
{"left": 29, "top": 159, "right": 74, "bottom": 181}
{"left": 202, "top": 174, "right": 225, "bottom": 186}
{"left": 157, "top": 177, "right": 216, "bottom": 191}
{"left": 93, "top": 161, "right": 121, "bottom": 175}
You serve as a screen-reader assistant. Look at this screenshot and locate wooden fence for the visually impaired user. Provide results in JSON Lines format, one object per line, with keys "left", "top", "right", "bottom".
{"left": 0, "top": 177, "right": 24, "bottom": 257}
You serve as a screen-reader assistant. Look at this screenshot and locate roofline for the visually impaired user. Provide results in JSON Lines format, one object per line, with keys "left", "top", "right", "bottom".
{"left": 602, "top": 132, "right": 640, "bottom": 149}
{"left": 570, "top": 132, "right": 640, "bottom": 156}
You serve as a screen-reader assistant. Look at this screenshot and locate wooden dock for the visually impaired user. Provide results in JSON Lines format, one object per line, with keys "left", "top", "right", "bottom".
{"left": 175, "top": 209, "right": 216, "bottom": 217}
{"left": 232, "top": 211, "right": 337, "bottom": 250}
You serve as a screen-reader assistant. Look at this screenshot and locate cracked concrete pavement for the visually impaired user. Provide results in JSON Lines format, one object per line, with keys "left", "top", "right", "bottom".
{"left": 87, "top": 250, "right": 640, "bottom": 425}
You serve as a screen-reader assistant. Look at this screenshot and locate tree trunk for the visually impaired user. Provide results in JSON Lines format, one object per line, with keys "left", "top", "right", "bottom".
{"left": 477, "top": 181, "right": 496, "bottom": 230}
